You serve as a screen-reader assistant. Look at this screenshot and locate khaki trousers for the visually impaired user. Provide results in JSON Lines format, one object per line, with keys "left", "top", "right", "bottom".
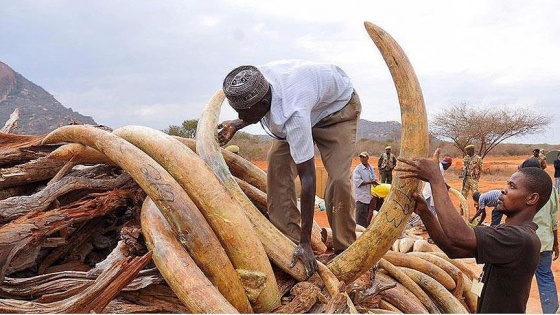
{"left": 267, "top": 92, "right": 361, "bottom": 253}
{"left": 461, "top": 177, "right": 479, "bottom": 199}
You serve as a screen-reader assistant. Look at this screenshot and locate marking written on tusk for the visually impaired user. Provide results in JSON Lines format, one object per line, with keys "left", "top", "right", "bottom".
{"left": 381, "top": 187, "right": 414, "bottom": 228}
{"left": 141, "top": 164, "right": 175, "bottom": 202}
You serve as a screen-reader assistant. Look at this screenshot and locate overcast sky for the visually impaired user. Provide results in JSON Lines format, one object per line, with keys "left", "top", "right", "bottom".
{"left": 1, "top": 1, "right": 559, "bottom": 144}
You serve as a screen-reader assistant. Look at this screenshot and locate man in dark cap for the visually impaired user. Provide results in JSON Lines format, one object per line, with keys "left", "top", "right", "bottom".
{"left": 352, "top": 151, "right": 379, "bottom": 227}
{"left": 378, "top": 145, "right": 397, "bottom": 183}
{"left": 525, "top": 148, "right": 548, "bottom": 170}
{"left": 218, "top": 60, "right": 361, "bottom": 277}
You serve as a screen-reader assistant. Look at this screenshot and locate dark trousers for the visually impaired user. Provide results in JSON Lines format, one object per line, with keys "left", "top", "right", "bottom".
{"left": 380, "top": 170, "right": 393, "bottom": 184}
{"left": 490, "top": 207, "right": 503, "bottom": 226}
{"left": 367, "top": 197, "right": 384, "bottom": 225}
{"left": 355, "top": 201, "right": 370, "bottom": 228}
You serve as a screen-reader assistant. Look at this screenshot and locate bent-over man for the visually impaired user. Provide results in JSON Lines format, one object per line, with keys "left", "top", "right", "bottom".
{"left": 218, "top": 60, "right": 361, "bottom": 277}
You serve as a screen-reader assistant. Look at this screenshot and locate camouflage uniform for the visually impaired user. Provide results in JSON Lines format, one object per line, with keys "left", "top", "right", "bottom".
{"left": 378, "top": 152, "right": 397, "bottom": 184}
{"left": 461, "top": 154, "right": 483, "bottom": 198}
{"left": 538, "top": 153, "right": 547, "bottom": 169}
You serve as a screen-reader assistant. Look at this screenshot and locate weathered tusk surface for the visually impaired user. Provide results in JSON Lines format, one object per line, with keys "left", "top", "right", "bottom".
{"left": 328, "top": 21, "right": 429, "bottom": 282}
{"left": 141, "top": 196, "right": 239, "bottom": 314}
{"left": 41, "top": 125, "right": 252, "bottom": 313}
{"left": 449, "top": 187, "right": 469, "bottom": 222}
{"left": 113, "top": 125, "right": 279, "bottom": 313}
{"left": 47, "top": 143, "right": 115, "bottom": 166}
{"left": 195, "top": 90, "right": 327, "bottom": 279}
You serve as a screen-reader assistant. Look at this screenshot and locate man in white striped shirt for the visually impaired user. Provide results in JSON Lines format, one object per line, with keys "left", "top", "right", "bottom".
{"left": 218, "top": 60, "right": 361, "bottom": 277}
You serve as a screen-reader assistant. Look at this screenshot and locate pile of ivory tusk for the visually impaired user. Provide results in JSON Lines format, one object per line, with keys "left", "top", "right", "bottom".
{"left": 34, "top": 122, "right": 477, "bottom": 313}
{"left": 0, "top": 22, "right": 479, "bottom": 313}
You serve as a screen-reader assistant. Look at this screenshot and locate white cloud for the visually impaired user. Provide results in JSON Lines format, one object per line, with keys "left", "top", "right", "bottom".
{"left": 1, "top": 0, "right": 559, "bottom": 143}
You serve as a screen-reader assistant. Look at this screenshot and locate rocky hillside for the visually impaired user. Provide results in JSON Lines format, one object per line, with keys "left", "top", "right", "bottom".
{"left": 357, "top": 119, "right": 401, "bottom": 141}
{"left": 0, "top": 61, "right": 96, "bottom": 135}
{"left": 0, "top": 60, "right": 400, "bottom": 140}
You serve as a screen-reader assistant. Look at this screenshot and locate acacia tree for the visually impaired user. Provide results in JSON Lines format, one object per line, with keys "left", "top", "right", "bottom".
{"left": 163, "top": 119, "right": 199, "bottom": 138}
{"left": 431, "top": 103, "right": 551, "bottom": 158}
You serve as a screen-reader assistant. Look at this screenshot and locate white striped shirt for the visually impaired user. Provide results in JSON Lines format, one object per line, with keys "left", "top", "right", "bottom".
{"left": 257, "top": 60, "right": 354, "bottom": 164}
{"left": 353, "top": 163, "right": 377, "bottom": 204}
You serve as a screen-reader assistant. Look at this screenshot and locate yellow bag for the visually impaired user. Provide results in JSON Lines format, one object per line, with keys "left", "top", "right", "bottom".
{"left": 371, "top": 184, "right": 391, "bottom": 198}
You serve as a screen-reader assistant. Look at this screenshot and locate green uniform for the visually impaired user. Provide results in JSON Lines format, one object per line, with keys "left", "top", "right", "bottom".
{"left": 378, "top": 152, "right": 397, "bottom": 184}
{"left": 461, "top": 154, "right": 483, "bottom": 198}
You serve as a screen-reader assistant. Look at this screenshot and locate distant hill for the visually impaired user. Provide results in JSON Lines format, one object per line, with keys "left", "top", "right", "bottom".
{"left": 252, "top": 119, "right": 401, "bottom": 142}
{"left": 357, "top": 119, "right": 401, "bottom": 141}
{"left": 0, "top": 61, "right": 96, "bottom": 135}
{"left": 0, "top": 60, "right": 400, "bottom": 140}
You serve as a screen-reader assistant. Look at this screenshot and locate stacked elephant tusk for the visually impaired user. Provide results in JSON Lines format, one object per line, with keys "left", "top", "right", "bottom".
{"left": 32, "top": 21, "right": 479, "bottom": 313}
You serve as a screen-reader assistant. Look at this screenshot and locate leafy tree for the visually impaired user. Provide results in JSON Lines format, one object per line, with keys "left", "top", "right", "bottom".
{"left": 163, "top": 119, "right": 198, "bottom": 138}
{"left": 431, "top": 103, "right": 551, "bottom": 158}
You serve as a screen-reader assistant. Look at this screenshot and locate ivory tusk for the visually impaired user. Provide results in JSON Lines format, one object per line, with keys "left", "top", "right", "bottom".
{"left": 448, "top": 187, "right": 469, "bottom": 222}
{"left": 47, "top": 143, "right": 116, "bottom": 166}
{"left": 41, "top": 125, "right": 252, "bottom": 313}
{"left": 194, "top": 91, "right": 312, "bottom": 277}
{"left": 328, "top": 22, "right": 429, "bottom": 282}
{"left": 177, "top": 136, "right": 328, "bottom": 255}
{"left": 113, "top": 125, "right": 279, "bottom": 313}
{"left": 141, "top": 197, "right": 238, "bottom": 313}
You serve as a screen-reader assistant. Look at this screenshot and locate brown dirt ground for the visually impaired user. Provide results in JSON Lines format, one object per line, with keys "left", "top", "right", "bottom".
{"left": 254, "top": 155, "right": 559, "bottom": 313}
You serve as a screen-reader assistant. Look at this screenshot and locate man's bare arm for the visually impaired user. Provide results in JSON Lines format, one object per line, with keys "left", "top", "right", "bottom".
{"left": 412, "top": 192, "right": 472, "bottom": 257}
{"left": 396, "top": 154, "right": 477, "bottom": 257}
{"left": 217, "top": 119, "right": 250, "bottom": 146}
{"left": 290, "top": 158, "right": 317, "bottom": 278}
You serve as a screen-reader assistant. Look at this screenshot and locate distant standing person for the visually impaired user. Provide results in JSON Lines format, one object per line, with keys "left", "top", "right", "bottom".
{"left": 521, "top": 151, "right": 547, "bottom": 171}
{"left": 422, "top": 155, "right": 453, "bottom": 215}
{"left": 539, "top": 149, "right": 548, "bottom": 169}
{"left": 533, "top": 189, "right": 559, "bottom": 313}
{"left": 397, "top": 153, "right": 553, "bottom": 313}
{"left": 378, "top": 146, "right": 397, "bottom": 184}
{"left": 469, "top": 190, "right": 502, "bottom": 226}
{"left": 352, "top": 151, "right": 379, "bottom": 227}
{"left": 554, "top": 152, "right": 560, "bottom": 193}
{"left": 460, "top": 144, "right": 483, "bottom": 198}
{"left": 520, "top": 158, "right": 559, "bottom": 313}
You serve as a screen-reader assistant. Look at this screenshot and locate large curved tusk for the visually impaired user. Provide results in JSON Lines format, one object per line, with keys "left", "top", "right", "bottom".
{"left": 173, "top": 137, "right": 268, "bottom": 194}
{"left": 328, "top": 22, "right": 429, "bottom": 282}
{"left": 41, "top": 125, "right": 252, "bottom": 313}
{"left": 141, "top": 197, "right": 239, "bottom": 313}
{"left": 196, "top": 90, "right": 329, "bottom": 276}
{"left": 47, "top": 143, "right": 116, "bottom": 166}
{"left": 177, "top": 136, "right": 329, "bottom": 271}
{"left": 378, "top": 258, "right": 440, "bottom": 313}
{"left": 113, "top": 125, "right": 279, "bottom": 313}
{"left": 222, "top": 148, "right": 268, "bottom": 194}
{"left": 401, "top": 267, "right": 468, "bottom": 313}
{"left": 449, "top": 187, "right": 469, "bottom": 222}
